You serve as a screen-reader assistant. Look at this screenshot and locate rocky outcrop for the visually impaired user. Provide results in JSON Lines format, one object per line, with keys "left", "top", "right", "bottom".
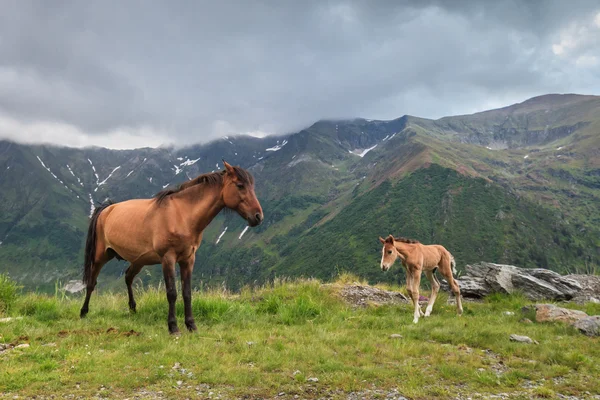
{"left": 449, "top": 263, "right": 583, "bottom": 301}
{"left": 565, "top": 274, "right": 600, "bottom": 304}
{"left": 334, "top": 284, "right": 409, "bottom": 307}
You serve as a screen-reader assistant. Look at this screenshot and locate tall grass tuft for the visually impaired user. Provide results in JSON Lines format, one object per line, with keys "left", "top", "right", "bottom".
{"left": 0, "top": 273, "right": 21, "bottom": 316}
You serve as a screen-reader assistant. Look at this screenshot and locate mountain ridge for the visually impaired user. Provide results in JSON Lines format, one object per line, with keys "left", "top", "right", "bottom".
{"left": 1, "top": 93, "right": 599, "bottom": 291}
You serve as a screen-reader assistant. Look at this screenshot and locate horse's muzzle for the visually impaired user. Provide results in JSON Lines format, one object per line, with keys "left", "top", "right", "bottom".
{"left": 248, "top": 212, "right": 263, "bottom": 227}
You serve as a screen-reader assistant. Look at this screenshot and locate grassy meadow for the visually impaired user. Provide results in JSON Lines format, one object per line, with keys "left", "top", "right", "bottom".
{"left": 1, "top": 274, "right": 599, "bottom": 399}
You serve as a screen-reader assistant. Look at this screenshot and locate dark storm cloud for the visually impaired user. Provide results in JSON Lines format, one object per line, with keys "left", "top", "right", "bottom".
{"left": 1, "top": 0, "right": 599, "bottom": 148}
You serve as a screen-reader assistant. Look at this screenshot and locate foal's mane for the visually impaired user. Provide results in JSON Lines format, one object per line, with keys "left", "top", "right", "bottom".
{"left": 154, "top": 166, "right": 254, "bottom": 205}
{"left": 394, "top": 236, "right": 420, "bottom": 244}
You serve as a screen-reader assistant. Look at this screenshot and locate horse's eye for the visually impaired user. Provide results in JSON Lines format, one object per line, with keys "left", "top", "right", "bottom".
{"left": 387, "top": 250, "right": 392, "bottom": 254}
{"left": 236, "top": 183, "right": 244, "bottom": 189}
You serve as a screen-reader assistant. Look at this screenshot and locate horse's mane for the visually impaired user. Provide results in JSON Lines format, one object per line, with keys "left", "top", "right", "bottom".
{"left": 154, "top": 166, "right": 254, "bottom": 205}
{"left": 394, "top": 236, "right": 420, "bottom": 244}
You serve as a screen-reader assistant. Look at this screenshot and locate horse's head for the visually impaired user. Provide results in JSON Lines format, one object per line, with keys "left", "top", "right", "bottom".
{"left": 378, "top": 235, "right": 398, "bottom": 271}
{"left": 222, "top": 161, "right": 263, "bottom": 227}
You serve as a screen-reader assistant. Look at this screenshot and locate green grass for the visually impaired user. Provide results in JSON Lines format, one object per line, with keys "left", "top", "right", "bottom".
{"left": 1, "top": 278, "right": 599, "bottom": 399}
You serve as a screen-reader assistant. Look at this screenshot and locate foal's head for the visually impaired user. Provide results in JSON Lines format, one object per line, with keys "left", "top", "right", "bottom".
{"left": 378, "top": 235, "right": 398, "bottom": 271}
{"left": 222, "top": 161, "right": 264, "bottom": 227}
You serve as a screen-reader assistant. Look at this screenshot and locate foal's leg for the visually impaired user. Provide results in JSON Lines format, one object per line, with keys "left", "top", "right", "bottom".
{"left": 179, "top": 257, "right": 197, "bottom": 332}
{"left": 424, "top": 269, "right": 441, "bottom": 317}
{"left": 439, "top": 260, "right": 463, "bottom": 316}
{"left": 125, "top": 263, "right": 143, "bottom": 312}
{"left": 80, "top": 253, "right": 111, "bottom": 318}
{"left": 409, "top": 266, "right": 423, "bottom": 324}
{"left": 405, "top": 265, "right": 423, "bottom": 318}
{"left": 162, "top": 255, "right": 180, "bottom": 334}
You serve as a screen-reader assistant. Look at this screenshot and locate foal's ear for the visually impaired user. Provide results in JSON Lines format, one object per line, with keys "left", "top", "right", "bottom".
{"left": 223, "top": 160, "right": 235, "bottom": 176}
{"left": 378, "top": 236, "right": 386, "bottom": 244}
{"left": 385, "top": 235, "right": 394, "bottom": 243}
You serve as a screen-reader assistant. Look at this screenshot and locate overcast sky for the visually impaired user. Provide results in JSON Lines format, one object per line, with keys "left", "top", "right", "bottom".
{"left": 1, "top": 1, "right": 600, "bottom": 149}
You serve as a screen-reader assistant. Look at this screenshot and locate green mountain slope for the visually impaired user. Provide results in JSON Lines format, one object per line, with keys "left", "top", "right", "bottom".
{"left": 1, "top": 93, "right": 599, "bottom": 291}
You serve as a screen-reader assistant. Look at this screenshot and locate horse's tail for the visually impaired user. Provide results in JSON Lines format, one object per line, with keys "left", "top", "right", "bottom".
{"left": 83, "top": 200, "right": 113, "bottom": 286}
{"left": 450, "top": 253, "right": 457, "bottom": 275}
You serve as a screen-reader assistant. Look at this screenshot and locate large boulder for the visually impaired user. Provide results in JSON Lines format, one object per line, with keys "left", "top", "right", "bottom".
{"left": 527, "top": 304, "right": 599, "bottom": 337}
{"left": 574, "top": 316, "right": 600, "bottom": 337}
{"left": 450, "top": 262, "right": 582, "bottom": 301}
{"left": 533, "top": 304, "right": 588, "bottom": 324}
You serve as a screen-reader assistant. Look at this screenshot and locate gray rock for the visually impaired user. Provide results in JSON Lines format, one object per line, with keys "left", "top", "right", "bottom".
{"left": 534, "top": 304, "right": 588, "bottom": 324}
{"left": 0, "top": 317, "right": 23, "bottom": 323}
{"left": 509, "top": 334, "right": 538, "bottom": 344}
{"left": 63, "top": 280, "right": 86, "bottom": 293}
{"left": 573, "top": 316, "right": 600, "bottom": 336}
{"left": 450, "top": 262, "right": 582, "bottom": 301}
{"left": 566, "top": 274, "right": 600, "bottom": 303}
{"left": 389, "top": 334, "right": 403, "bottom": 339}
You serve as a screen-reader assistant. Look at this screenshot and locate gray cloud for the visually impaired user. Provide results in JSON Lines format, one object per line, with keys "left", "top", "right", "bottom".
{"left": 1, "top": 0, "right": 599, "bottom": 148}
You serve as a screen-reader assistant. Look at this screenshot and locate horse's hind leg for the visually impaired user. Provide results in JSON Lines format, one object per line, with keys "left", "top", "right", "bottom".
{"left": 439, "top": 259, "right": 463, "bottom": 316}
{"left": 424, "top": 269, "right": 440, "bottom": 317}
{"left": 125, "top": 263, "right": 144, "bottom": 312}
{"left": 80, "top": 252, "right": 112, "bottom": 318}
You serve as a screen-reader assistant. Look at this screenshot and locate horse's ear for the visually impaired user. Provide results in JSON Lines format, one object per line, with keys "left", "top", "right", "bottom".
{"left": 379, "top": 236, "right": 386, "bottom": 244}
{"left": 223, "top": 160, "right": 235, "bottom": 176}
{"left": 385, "top": 235, "right": 394, "bottom": 244}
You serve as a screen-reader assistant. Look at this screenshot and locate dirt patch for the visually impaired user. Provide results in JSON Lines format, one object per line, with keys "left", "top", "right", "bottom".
{"left": 56, "top": 328, "right": 142, "bottom": 338}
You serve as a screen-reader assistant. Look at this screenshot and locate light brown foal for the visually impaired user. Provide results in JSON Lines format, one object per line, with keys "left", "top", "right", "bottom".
{"left": 379, "top": 235, "right": 462, "bottom": 324}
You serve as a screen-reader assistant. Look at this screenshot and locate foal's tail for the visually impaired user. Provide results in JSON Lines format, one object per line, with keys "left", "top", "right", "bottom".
{"left": 83, "top": 201, "right": 113, "bottom": 286}
{"left": 450, "top": 253, "right": 457, "bottom": 275}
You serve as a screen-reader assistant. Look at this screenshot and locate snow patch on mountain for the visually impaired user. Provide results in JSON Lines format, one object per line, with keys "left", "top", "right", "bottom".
{"left": 88, "top": 194, "right": 94, "bottom": 217}
{"left": 95, "top": 166, "right": 121, "bottom": 191}
{"left": 87, "top": 158, "right": 99, "bottom": 184}
{"left": 266, "top": 140, "right": 288, "bottom": 152}
{"left": 180, "top": 157, "right": 200, "bottom": 167}
{"left": 350, "top": 144, "right": 377, "bottom": 157}
{"left": 216, "top": 227, "right": 228, "bottom": 244}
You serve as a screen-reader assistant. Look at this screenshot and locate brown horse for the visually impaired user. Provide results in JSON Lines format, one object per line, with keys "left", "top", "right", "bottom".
{"left": 378, "top": 235, "right": 462, "bottom": 324}
{"left": 80, "top": 161, "right": 263, "bottom": 334}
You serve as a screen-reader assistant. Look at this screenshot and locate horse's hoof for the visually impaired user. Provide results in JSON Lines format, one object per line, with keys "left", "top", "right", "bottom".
{"left": 185, "top": 320, "right": 198, "bottom": 332}
{"left": 413, "top": 318, "right": 419, "bottom": 324}
{"left": 168, "top": 324, "right": 181, "bottom": 335}
{"left": 80, "top": 310, "right": 88, "bottom": 319}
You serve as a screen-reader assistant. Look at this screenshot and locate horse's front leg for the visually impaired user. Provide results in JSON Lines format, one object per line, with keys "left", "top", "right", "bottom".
{"left": 409, "top": 265, "right": 423, "bottom": 324}
{"left": 162, "top": 255, "right": 180, "bottom": 335}
{"left": 404, "top": 262, "right": 423, "bottom": 318}
{"left": 179, "top": 257, "right": 197, "bottom": 332}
